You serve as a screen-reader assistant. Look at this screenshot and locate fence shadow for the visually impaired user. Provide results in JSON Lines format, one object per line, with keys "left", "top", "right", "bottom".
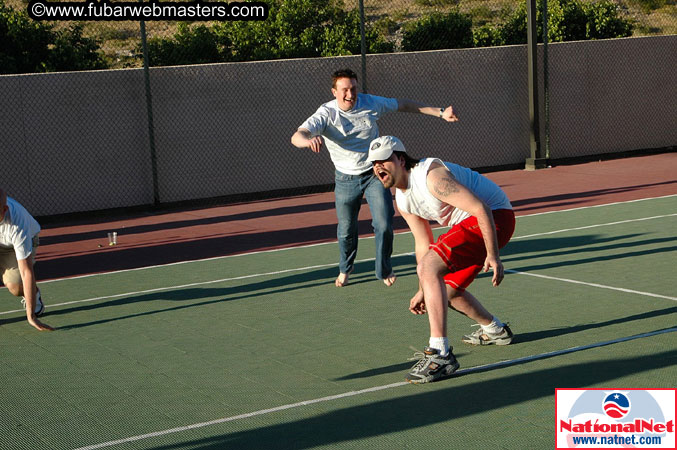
{"left": 39, "top": 200, "right": 338, "bottom": 245}
{"left": 511, "top": 180, "right": 677, "bottom": 213}
{"left": 0, "top": 260, "right": 418, "bottom": 329}
{"left": 145, "top": 349, "right": 677, "bottom": 450}
{"left": 35, "top": 215, "right": 409, "bottom": 280}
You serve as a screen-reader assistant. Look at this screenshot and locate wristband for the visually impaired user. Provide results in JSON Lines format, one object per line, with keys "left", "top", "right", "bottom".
{"left": 439, "top": 108, "right": 444, "bottom": 118}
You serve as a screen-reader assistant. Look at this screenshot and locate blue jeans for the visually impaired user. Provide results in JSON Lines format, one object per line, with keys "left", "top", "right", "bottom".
{"left": 334, "top": 169, "right": 394, "bottom": 279}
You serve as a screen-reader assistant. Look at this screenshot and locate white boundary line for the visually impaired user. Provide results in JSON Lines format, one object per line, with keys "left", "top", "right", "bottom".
{"left": 2, "top": 211, "right": 676, "bottom": 315}
{"left": 37, "top": 194, "right": 677, "bottom": 284}
{"left": 74, "top": 326, "right": 677, "bottom": 450}
{"left": 506, "top": 270, "right": 677, "bottom": 302}
{"left": 512, "top": 193, "right": 677, "bottom": 217}
{"left": 0, "top": 261, "right": 346, "bottom": 315}
{"left": 511, "top": 213, "right": 677, "bottom": 240}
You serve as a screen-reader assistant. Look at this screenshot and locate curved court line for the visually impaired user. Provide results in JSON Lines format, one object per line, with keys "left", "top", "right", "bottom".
{"left": 506, "top": 269, "right": 677, "bottom": 301}
{"left": 2, "top": 212, "right": 676, "bottom": 315}
{"left": 74, "top": 326, "right": 677, "bottom": 450}
{"left": 36, "top": 194, "right": 677, "bottom": 284}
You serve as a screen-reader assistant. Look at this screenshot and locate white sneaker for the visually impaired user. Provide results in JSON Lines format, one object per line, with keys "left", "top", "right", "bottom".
{"left": 21, "top": 289, "right": 45, "bottom": 317}
{"left": 462, "top": 324, "right": 513, "bottom": 346}
{"left": 405, "top": 347, "right": 460, "bottom": 384}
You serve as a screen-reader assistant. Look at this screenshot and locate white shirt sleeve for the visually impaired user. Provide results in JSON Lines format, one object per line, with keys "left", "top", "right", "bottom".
{"left": 298, "top": 105, "right": 329, "bottom": 136}
{"left": 13, "top": 229, "right": 33, "bottom": 261}
{"left": 365, "top": 94, "right": 399, "bottom": 116}
{"left": 0, "top": 198, "right": 40, "bottom": 261}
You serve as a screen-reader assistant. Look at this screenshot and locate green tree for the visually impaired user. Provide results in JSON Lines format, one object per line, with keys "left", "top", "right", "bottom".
{"left": 146, "top": 0, "right": 392, "bottom": 66}
{"left": 217, "top": 0, "right": 391, "bottom": 60}
{"left": 560, "top": 0, "right": 588, "bottom": 41}
{"left": 586, "top": 0, "right": 633, "bottom": 39}
{"left": 0, "top": 0, "right": 52, "bottom": 74}
{"left": 146, "top": 23, "right": 225, "bottom": 66}
{"left": 473, "top": 24, "right": 503, "bottom": 47}
{"left": 0, "top": 0, "right": 106, "bottom": 74}
{"left": 402, "top": 10, "right": 474, "bottom": 51}
{"left": 47, "top": 24, "right": 106, "bottom": 72}
{"left": 499, "top": 0, "right": 566, "bottom": 45}
{"left": 319, "top": 9, "right": 393, "bottom": 56}
{"left": 497, "top": 0, "right": 632, "bottom": 45}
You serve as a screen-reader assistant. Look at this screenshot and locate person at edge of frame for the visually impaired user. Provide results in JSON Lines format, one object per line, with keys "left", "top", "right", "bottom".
{"left": 0, "top": 188, "right": 53, "bottom": 331}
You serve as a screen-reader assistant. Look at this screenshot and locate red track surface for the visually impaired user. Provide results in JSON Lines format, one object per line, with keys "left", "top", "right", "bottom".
{"left": 35, "top": 153, "right": 677, "bottom": 281}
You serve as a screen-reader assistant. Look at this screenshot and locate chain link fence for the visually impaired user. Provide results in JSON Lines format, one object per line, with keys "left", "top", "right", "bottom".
{"left": 1, "top": 0, "right": 675, "bottom": 216}
{"left": 546, "top": 36, "right": 677, "bottom": 159}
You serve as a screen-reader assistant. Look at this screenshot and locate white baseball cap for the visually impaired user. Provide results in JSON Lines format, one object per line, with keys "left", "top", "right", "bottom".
{"left": 367, "top": 135, "right": 407, "bottom": 162}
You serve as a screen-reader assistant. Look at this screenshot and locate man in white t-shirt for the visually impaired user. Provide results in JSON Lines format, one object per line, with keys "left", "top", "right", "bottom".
{"left": 0, "top": 189, "right": 53, "bottom": 331}
{"left": 367, "top": 136, "right": 515, "bottom": 383}
{"left": 291, "top": 69, "right": 458, "bottom": 288}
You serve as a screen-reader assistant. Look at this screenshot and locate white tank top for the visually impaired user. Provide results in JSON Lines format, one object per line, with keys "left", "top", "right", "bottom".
{"left": 395, "top": 158, "right": 512, "bottom": 226}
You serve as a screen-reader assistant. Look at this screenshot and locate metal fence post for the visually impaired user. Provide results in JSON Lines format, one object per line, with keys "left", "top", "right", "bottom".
{"left": 542, "top": 0, "right": 550, "bottom": 160}
{"left": 525, "top": 0, "right": 548, "bottom": 170}
{"left": 359, "top": 0, "right": 367, "bottom": 93}
{"left": 140, "top": 20, "right": 160, "bottom": 205}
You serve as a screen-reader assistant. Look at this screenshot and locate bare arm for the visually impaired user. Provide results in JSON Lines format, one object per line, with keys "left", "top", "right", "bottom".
{"left": 396, "top": 99, "right": 459, "bottom": 122}
{"left": 17, "top": 257, "right": 53, "bottom": 331}
{"left": 291, "top": 128, "right": 324, "bottom": 153}
{"left": 400, "top": 208, "right": 436, "bottom": 314}
{"left": 400, "top": 208, "right": 434, "bottom": 264}
{"left": 426, "top": 165, "right": 504, "bottom": 286}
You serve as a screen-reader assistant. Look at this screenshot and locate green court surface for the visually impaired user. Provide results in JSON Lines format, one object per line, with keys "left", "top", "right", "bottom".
{"left": 1, "top": 195, "right": 676, "bottom": 449}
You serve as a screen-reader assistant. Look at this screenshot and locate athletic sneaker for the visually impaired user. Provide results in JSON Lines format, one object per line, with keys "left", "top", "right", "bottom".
{"left": 21, "top": 289, "right": 45, "bottom": 317}
{"left": 405, "top": 347, "right": 460, "bottom": 384}
{"left": 462, "top": 324, "right": 513, "bottom": 346}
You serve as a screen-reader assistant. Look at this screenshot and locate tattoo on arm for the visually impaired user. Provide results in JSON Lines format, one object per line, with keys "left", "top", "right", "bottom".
{"left": 433, "top": 174, "right": 460, "bottom": 197}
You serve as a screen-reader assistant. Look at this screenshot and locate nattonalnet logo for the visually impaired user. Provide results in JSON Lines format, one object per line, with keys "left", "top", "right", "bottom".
{"left": 556, "top": 389, "right": 676, "bottom": 449}
{"left": 604, "top": 392, "right": 631, "bottom": 419}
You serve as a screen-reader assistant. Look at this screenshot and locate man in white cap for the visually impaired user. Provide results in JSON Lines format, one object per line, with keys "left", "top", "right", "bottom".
{"left": 291, "top": 68, "right": 458, "bottom": 288}
{"left": 367, "top": 136, "right": 515, "bottom": 383}
{"left": 0, "top": 189, "right": 53, "bottom": 331}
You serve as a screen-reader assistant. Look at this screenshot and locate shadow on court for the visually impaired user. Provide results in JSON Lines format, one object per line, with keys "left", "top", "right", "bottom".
{"left": 39, "top": 201, "right": 338, "bottom": 245}
{"left": 144, "top": 349, "right": 677, "bottom": 450}
{"left": 499, "top": 232, "right": 677, "bottom": 275}
{"left": 34, "top": 226, "right": 664, "bottom": 286}
{"left": 504, "top": 234, "right": 674, "bottom": 261}
{"left": 333, "top": 349, "right": 472, "bottom": 381}
{"left": 332, "top": 308, "right": 677, "bottom": 381}
{"left": 6, "top": 261, "right": 418, "bottom": 330}
{"left": 511, "top": 180, "right": 677, "bottom": 213}
{"left": 510, "top": 307, "right": 677, "bottom": 344}
{"left": 511, "top": 244, "right": 677, "bottom": 273}
{"left": 35, "top": 215, "right": 410, "bottom": 280}
{"left": 501, "top": 233, "right": 644, "bottom": 257}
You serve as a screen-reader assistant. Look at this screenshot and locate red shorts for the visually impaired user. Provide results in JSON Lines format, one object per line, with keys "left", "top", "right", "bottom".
{"left": 429, "top": 209, "right": 515, "bottom": 292}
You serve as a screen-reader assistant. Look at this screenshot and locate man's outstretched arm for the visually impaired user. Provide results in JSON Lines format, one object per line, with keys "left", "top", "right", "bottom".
{"left": 396, "top": 99, "right": 459, "bottom": 122}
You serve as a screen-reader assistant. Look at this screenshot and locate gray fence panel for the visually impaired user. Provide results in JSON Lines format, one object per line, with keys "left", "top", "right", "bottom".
{"left": 1, "top": 36, "right": 674, "bottom": 216}
{"left": 1, "top": 77, "right": 34, "bottom": 206}
{"left": 2, "top": 70, "right": 155, "bottom": 215}
{"left": 150, "top": 56, "right": 360, "bottom": 203}
{"left": 549, "top": 36, "right": 677, "bottom": 158}
{"left": 368, "top": 46, "right": 530, "bottom": 168}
